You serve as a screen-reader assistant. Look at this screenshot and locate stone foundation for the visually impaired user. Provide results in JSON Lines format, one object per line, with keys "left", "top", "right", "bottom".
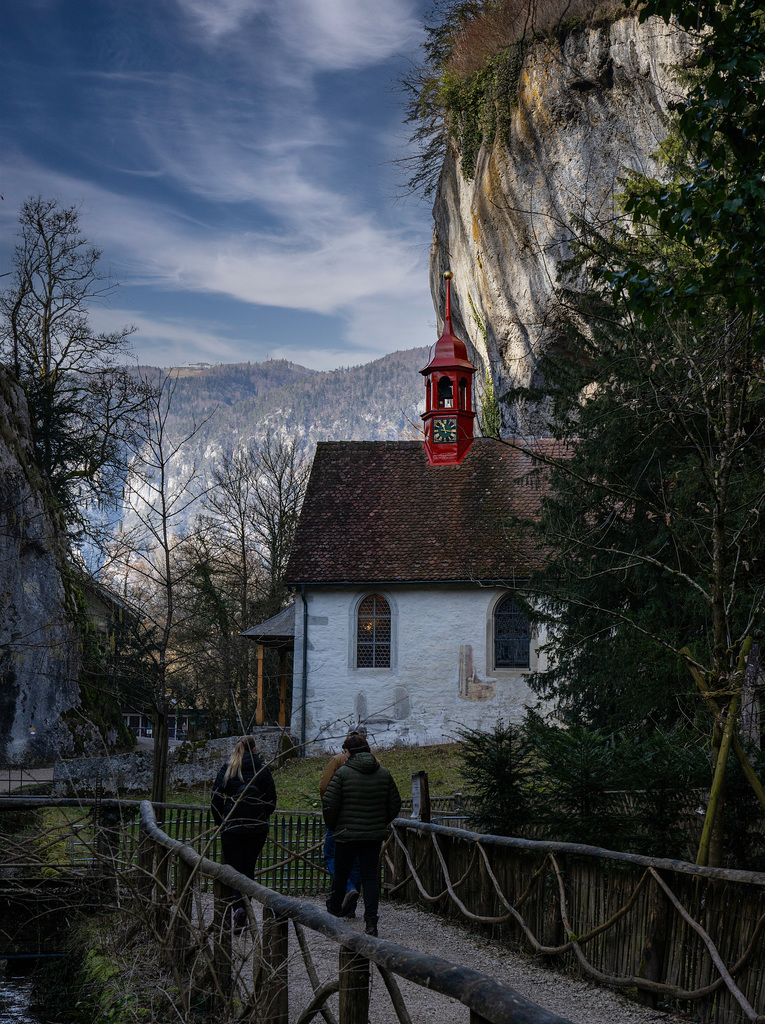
{"left": 52, "top": 729, "right": 298, "bottom": 796}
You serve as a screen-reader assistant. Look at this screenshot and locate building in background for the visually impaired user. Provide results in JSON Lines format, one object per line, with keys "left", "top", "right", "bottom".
{"left": 250, "top": 274, "right": 554, "bottom": 753}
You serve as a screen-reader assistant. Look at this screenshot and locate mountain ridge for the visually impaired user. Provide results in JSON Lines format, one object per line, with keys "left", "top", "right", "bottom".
{"left": 136, "top": 346, "right": 431, "bottom": 458}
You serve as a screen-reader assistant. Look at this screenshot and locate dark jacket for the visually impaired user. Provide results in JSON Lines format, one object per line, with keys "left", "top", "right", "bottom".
{"left": 211, "top": 752, "right": 277, "bottom": 831}
{"left": 322, "top": 751, "right": 402, "bottom": 842}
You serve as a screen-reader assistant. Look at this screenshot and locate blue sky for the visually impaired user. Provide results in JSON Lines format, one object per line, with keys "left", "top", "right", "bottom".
{"left": 1, "top": 0, "right": 436, "bottom": 370}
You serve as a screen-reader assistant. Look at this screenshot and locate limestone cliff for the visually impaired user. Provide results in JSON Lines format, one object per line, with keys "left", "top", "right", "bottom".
{"left": 430, "top": 13, "right": 694, "bottom": 434}
{"left": 0, "top": 369, "right": 79, "bottom": 763}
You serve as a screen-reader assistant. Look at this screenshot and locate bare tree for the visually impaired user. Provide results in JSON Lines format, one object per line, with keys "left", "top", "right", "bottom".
{"left": 105, "top": 371, "right": 212, "bottom": 803}
{"left": 204, "top": 445, "right": 269, "bottom": 631}
{"left": 195, "top": 433, "right": 308, "bottom": 728}
{"left": 246, "top": 431, "right": 310, "bottom": 612}
{"left": 0, "top": 196, "right": 147, "bottom": 540}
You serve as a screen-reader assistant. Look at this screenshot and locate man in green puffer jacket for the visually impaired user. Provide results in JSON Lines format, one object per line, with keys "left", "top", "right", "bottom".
{"left": 322, "top": 734, "right": 402, "bottom": 936}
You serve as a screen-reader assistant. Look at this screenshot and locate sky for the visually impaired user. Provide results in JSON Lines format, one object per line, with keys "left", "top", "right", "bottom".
{"left": 0, "top": 0, "right": 437, "bottom": 371}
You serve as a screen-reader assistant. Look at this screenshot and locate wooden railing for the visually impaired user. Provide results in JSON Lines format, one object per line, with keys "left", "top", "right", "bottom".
{"left": 137, "top": 800, "right": 575, "bottom": 1024}
{"left": 8, "top": 796, "right": 765, "bottom": 1022}
{"left": 387, "top": 820, "right": 765, "bottom": 1024}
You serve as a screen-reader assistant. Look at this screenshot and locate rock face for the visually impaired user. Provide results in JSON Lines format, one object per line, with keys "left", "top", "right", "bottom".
{"left": 430, "top": 14, "right": 694, "bottom": 434}
{"left": 0, "top": 369, "right": 79, "bottom": 763}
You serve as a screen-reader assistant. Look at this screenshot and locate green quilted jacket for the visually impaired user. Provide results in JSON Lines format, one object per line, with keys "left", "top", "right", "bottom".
{"left": 321, "top": 751, "right": 402, "bottom": 842}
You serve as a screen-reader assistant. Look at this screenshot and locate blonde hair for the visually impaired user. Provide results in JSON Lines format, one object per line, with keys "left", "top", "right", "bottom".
{"left": 224, "top": 735, "right": 260, "bottom": 784}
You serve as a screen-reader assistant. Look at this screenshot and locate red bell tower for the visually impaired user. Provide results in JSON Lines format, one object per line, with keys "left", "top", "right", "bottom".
{"left": 421, "top": 271, "right": 477, "bottom": 465}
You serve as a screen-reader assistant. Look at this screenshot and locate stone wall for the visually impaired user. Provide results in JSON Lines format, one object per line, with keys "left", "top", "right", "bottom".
{"left": 291, "top": 585, "right": 548, "bottom": 754}
{"left": 52, "top": 730, "right": 295, "bottom": 796}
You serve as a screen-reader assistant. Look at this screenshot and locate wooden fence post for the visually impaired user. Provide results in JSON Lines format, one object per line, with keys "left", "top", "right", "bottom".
{"left": 212, "top": 877, "right": 232, "bottom": 1001}
{"left": 261, "top": 907, "right": 289, "bottom": 1024}
{"left": 137, "top": 823, "right": 155, "bottom": 904}
{"left": 339, "top": 946, "right": 369, "bottom": 1023}
{"left": 154, "top": 845, "right": 173, "bottom": 932}
{"left": 172, "top": 857, "right": 194, "bottom": 962}
{"left": 541, "top": 853, "right": 565, "bottom": 968}
{"left": 637, "top": 869, "right": 669, "bottom": 1008}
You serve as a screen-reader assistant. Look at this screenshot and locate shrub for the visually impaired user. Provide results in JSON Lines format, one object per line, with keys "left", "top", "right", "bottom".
{"left": 457, "top": 722, "right": 532, "bottom": 834}
{"left": 525, "top": 712, "right": 627, "bottom": 848}
{"left": 611, "top": 728, "right": 708, "bottom": 860}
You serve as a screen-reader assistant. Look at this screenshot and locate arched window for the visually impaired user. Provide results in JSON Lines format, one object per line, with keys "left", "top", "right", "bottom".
{"left": 494, "top": 596, "right": 530, "bottom": 668}
{"left": 357, "top": 594, "right": 391, "bottom": 668}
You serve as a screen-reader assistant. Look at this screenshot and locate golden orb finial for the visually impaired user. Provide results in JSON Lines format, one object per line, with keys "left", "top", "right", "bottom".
{"left": 443, "top": 270, "right": 453, "bottom": 281}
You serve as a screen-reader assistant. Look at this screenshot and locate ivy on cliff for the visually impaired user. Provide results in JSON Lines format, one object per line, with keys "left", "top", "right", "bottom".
{"left": 440, "top": 42, "right": 526, "bottom": 180}
{"left": 398, "top": 0, "right": 621, "bottom": 196}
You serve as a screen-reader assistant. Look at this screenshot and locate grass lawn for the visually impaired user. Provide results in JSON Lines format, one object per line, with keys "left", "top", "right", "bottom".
{"left": 165, "top": 743, "right": 469, "bottom": 813}
{"left": 271, "top": 743, "right": 469, "bottom": 812}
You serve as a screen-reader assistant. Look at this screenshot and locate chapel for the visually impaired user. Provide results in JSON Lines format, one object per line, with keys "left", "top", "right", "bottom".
{"left": 247, "top": 273, "right": 552, "bottom": 752}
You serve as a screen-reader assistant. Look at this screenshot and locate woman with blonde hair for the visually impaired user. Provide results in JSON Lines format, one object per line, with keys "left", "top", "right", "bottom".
{"left": 211, "top": 736, "right": 276, "bottom": 930}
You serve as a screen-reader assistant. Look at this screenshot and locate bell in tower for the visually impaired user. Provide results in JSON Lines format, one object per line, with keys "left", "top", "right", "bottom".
{"left": 421, "top": 271, "right": 477, "bottom": 465}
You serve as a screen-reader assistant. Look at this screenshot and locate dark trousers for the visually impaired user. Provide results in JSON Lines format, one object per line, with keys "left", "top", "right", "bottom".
{"left": 327, "top": 839, "right": 383, "bottom": 922}
{"left": 323, "top": 828, "right": 361, "bottom": 892}
{"left": 221, "top": 824, "right": 268, "bottom": 913}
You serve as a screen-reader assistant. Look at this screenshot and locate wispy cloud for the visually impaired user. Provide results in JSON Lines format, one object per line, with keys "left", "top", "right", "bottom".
{"left": 87, "top": 308, "right": 253, "bottom": 366}
{"left": 0, "top": 1, "right": 433, "bottom": 371}
{"left": 272, "top": 0, "right": 422, "bottom": 70}
{"left": 175, "top": 0, "right": 421, "bottom": 68}
{"left": 173, "top": 0, "right": 267, "bottom": 40}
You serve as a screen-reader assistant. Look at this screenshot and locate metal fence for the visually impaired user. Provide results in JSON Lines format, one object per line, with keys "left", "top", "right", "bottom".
{"left": 0, "top": 798, "right": 329, "bottom": 895}
{"left": 119, "top": 803, "right": 328, "bottom": 894}
{"left": 0, "top": 764, "right": 54, "bottom": 795}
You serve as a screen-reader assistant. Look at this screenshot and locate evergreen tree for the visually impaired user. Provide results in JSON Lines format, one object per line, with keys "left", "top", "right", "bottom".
{"left": 508, "top": 1, "right": 765, "bottom": 864}
{"left": 517, "top": 292, "right": 765, "bottom": 734}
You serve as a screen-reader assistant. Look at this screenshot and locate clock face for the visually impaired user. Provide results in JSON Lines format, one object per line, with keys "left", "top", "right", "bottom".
{"left": 433, "top": 416, "right": 458, "bottom": 443}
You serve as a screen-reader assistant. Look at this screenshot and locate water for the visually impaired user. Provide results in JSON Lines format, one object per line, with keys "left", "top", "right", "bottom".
{"left": 0, "top": 971, "right": 45, "bottom": 1023}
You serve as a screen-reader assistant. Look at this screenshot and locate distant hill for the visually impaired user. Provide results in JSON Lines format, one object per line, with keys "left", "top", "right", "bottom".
{"left": 106, "top": 347, "right": 432, "bottom": 547}
{"left": 141, "top": 346, "right": 431, "bottom": 461}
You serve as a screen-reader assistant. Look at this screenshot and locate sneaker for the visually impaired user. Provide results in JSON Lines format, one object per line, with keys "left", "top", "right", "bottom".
{"left": 233, "top": 908, "right": 247, "bottom": 933}
{"left": 340, "top": 889, "right": 359, "bottom": 918}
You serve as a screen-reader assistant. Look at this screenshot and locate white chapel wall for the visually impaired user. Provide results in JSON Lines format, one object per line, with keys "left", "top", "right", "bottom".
{"left": 291, "top": 585, "right": 548, "bottom": 754}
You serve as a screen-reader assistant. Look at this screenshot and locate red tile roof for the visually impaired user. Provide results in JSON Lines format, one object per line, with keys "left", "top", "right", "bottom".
{"left": 285, "top": 439, "right": 556, "bottom": 586}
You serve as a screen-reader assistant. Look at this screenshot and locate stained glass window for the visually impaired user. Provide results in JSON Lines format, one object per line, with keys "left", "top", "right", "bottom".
{"left": 356, "top": 594, "right": 391, "bottom": 668}
{"left": 494, "top": 596, "right": 530, "bottom": 668}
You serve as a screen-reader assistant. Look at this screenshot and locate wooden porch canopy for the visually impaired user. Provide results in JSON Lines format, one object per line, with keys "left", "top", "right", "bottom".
{"left": 240, "top": 603, "right": 295, "bottom": 728}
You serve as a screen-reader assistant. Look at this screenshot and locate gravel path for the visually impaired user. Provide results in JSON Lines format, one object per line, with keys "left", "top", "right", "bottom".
{"left": 213, "top": 895, "right": 688, "bottom": 1024}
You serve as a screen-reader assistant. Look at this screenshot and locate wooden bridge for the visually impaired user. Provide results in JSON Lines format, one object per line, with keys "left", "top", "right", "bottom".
{"left": 2, "top": 797, "right": 765, "bottom": 1023}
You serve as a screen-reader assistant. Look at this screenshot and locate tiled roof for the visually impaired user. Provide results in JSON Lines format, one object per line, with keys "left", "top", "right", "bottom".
{"left": 285, "top": 439, "right": 556, "bottom": 586}
{"left": 240, "top": 602, "right": 295, "bottom": 646}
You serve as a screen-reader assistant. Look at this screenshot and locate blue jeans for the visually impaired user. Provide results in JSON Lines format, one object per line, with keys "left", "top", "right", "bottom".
{"left": 324, "top": 828, "right": 361, "bottom": 891}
